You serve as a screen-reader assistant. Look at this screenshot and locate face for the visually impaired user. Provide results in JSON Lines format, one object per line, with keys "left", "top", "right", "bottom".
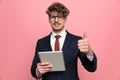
{"left": 49, "top": 11, "right": 66, "bottom": 34}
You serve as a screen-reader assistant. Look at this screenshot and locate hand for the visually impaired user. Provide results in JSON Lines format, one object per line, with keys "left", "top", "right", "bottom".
{"left": 78, "top": 32, "right": 93, "bottom": 56}
{"left": 37, "top": 62, "right": 53, "bottom": 76}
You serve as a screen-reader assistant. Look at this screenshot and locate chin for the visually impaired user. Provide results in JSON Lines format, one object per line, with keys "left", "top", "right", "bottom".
{"left": 53, "top": 28, "right": 63, "bottom": 32}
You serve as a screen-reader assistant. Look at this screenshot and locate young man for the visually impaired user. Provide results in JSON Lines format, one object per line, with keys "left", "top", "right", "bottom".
{"left": 31, "top": 2, "right": 97, "bottom": 80}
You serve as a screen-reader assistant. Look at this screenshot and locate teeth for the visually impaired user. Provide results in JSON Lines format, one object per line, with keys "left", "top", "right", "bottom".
{"left": 54, "top": 23, "right": 60, "bottom": 26}
{"left": 55, "top": 24, "right": 59, "bottom": 26}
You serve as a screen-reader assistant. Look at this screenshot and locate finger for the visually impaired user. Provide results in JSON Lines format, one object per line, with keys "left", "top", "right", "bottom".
{"left": 37, "top": 64, "right": 53, "bottom": 69}
{"left": 78, "top": 45, "right": 89, "bottom": 49}
{"left": 78, "top": 40, "right": 88, "bottom": 46}
{"left": 78, "top": 43, "right": 87, "bottom": 47}
{"left": 38, "top": 65, "right": 52, "bottom": 70}
{"left": 78, "top": 38, "right": 88, "bottom": 43}
{"left": 37, "top": 64, "right": 53, "bottom": 74}
{"left": 42, "top": 64, "right": 53, "bottom": 69}
{"left": 38, "top": 68, "right": 52, "bottom": 75}
{"left": 83, "top": 32, "right": 87, "bottom": 39}
{"left": 37, "top": 62, "right": 49, "bottom": 66}
{"left": 78, "top": 46, "right": 89, "bottom": 52}
{"left": 80, "top": 48, "right": 89, "bottom": 53}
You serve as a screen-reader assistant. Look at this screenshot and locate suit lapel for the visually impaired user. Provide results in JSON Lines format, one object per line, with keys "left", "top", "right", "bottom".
{"left": 46, "top": 34, "right": 52, "bottom": 51}
{"left": 62, "top": 31, "right": 72, "bottom": 51}
{"left": 46, "top": 31, "right": 72, "bottom": 51}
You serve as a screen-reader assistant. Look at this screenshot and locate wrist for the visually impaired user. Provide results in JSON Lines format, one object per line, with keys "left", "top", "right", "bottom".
{"left": 86, "top": 50, "right": 93, "bottom": 56}
{"left": 36, "top": 68, "right": 42, "bottom": 78}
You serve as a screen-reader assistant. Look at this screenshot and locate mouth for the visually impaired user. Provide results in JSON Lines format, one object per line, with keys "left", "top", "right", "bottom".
{"left": 53, "top": 22, "right": 61, "bottom": 27}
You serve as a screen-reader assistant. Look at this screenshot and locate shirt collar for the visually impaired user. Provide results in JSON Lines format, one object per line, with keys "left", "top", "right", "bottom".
{"left": 51, "top": 29, "right": 67, "bottom": 39}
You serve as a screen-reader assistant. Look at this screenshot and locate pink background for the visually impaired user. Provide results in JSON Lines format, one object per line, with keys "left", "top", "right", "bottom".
{"left": 0, "top": 0, "right": 120, "bottom": 80}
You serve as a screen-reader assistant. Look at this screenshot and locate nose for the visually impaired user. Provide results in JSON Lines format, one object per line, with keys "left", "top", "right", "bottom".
{"left": 55, "top": 17, "right": 58, "bottom": 22}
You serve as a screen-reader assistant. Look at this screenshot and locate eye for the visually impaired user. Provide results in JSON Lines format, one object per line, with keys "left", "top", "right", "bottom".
{"left": 50, "top": 16, "right": 56, "bottom": 19}
{"left": 58, "top": 16, "right": 63, "bottom": 18}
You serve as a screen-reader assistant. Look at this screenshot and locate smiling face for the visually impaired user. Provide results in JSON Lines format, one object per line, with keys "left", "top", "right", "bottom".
{"left": 49, "top": 11, "right": 66, "bottom": 34}
{"left": 46, "top": 2, "right": 70, "bottom": 34}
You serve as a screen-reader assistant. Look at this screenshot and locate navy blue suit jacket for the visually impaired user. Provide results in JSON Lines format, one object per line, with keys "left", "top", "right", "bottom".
{"left": 31, "top": 31, "right": 97, "bottom": 80}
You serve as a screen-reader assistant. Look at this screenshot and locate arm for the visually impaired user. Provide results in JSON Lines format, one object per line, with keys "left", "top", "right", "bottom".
{"left": 78, "top": 51, "right": 97, "bottom": 72}
{"left": 77, "top": 32, "right": 97, "bottom": 72}
{"left": 30, "top": 40, "right": 53, "bottom": 79}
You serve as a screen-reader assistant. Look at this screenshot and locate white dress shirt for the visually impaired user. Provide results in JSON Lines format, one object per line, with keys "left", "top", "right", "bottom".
{"left": 50, "top": 29, "right": 67, "bottom": 51}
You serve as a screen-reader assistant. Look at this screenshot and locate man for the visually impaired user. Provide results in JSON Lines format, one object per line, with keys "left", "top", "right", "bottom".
{"left": 31, "top": 2, "right": 97, "bottom": 80}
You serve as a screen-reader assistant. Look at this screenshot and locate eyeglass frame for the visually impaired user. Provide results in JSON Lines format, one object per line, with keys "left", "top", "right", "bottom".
{"left": 49, "top": 15, "right": 65, "bottom": 20}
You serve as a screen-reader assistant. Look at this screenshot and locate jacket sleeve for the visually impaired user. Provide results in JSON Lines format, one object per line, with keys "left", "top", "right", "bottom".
{"left": 30, "top": 40, "right": 41, "bottom": 79}
{"left": 78, "top": 51, "right": 97, "bottom": 72}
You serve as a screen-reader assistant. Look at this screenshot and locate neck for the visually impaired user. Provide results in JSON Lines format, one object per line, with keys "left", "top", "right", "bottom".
{"left": 53, "top": 28, "right": 65, "bottom": 35}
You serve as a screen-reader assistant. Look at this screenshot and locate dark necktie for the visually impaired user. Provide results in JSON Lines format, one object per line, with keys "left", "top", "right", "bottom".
{"left": 54, "top": 35, "right": 61, "bottom": 51}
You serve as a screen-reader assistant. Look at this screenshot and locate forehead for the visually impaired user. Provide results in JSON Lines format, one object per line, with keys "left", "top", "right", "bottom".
{"left": 50, "top": 11, "right": 62, "bottom": 16}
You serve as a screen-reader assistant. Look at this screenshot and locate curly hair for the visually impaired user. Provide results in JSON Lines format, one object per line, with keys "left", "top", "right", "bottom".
{"left": 46, "top": 2, "right": 70, "bottom": 18}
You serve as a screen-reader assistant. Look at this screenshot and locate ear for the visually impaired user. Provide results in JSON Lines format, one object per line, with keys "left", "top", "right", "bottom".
{"left": 64, "top": 17, "right": 67, "bottom": 22}
{"left": 49, "top": 18, "right": 51, "bottom": 23}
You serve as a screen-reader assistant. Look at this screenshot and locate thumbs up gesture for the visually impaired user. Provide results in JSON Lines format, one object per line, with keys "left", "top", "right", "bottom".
{"left": 78, "top": 32, "right": 93, "bottom": 56}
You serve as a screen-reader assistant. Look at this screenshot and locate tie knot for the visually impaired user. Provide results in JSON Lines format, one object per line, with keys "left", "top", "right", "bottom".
{"left": 55, "top": 35, "right": 61, "bottom": 39}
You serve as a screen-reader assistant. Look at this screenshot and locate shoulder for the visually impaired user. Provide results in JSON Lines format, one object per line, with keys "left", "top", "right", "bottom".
{"left": 38, "top": 35, "right": 50, "bottom": 41}
{"left": 36, "top": 34, "right": 51, "bottom": 44}
{"left": 66, "top": 31, "right": 82, "bottom": 40}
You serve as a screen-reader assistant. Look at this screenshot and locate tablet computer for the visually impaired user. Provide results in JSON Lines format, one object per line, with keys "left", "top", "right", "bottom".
{"left": 38, "top": 51, "right": 66, "bottom": 71}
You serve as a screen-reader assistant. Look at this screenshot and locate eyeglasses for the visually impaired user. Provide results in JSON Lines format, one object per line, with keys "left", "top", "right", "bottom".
{"left": 50, "top": 16, "right": 64, "bottom": 20}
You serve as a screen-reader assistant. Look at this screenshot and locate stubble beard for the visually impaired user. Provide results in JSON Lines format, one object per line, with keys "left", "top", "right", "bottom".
{"left": 52, "top": 26, "right": 64, "bottom": 34}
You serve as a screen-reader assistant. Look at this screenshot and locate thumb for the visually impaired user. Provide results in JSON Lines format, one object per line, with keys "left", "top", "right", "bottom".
{"left": 83, "top": 32, "right": 87, "bottom": 39}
